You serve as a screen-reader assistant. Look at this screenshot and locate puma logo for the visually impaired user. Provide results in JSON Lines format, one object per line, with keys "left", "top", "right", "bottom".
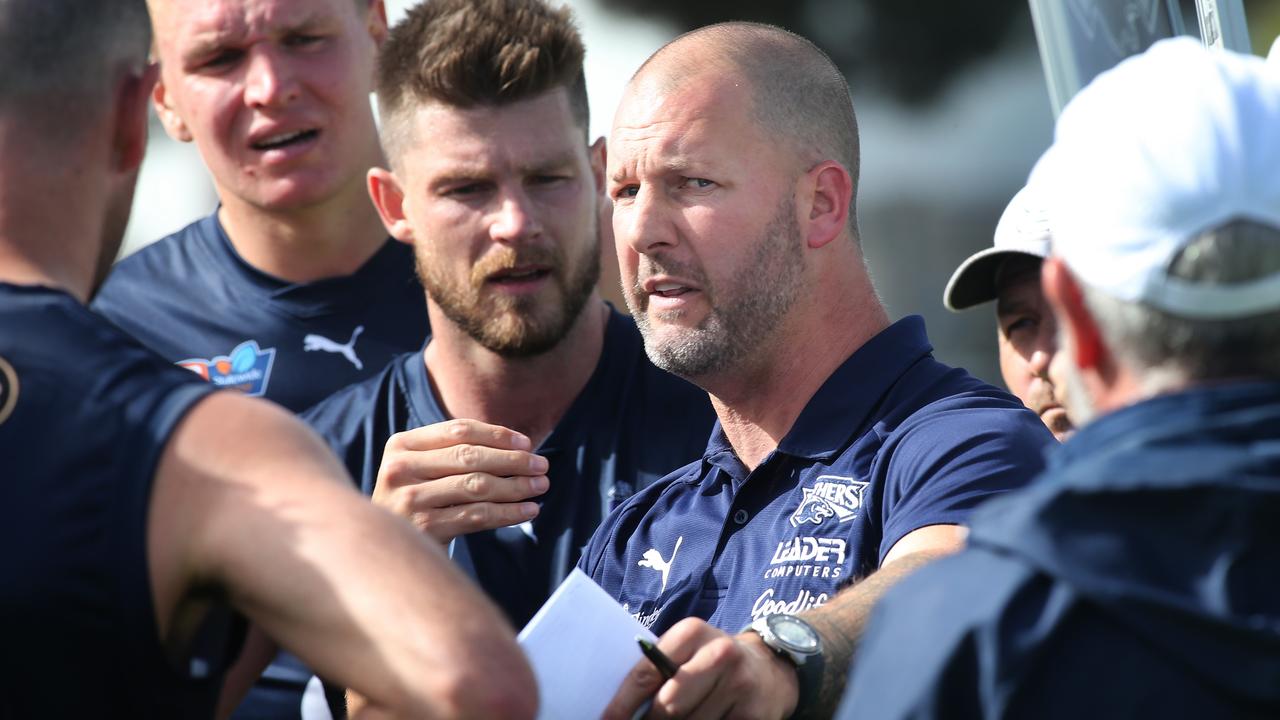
{"left": 637, "top": 536, "right": 683, "bottom": 593}
{"left": 303, "top": 326, "right": 364, "bottom": 370}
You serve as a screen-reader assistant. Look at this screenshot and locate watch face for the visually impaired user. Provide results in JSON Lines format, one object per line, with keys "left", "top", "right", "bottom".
{"left": 770, "top": 615, "right": 819, "bottom": 652}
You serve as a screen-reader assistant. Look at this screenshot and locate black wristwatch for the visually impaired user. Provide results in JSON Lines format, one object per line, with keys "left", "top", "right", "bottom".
{"left": 747, "top": 613, "right": 824, "bottom": 719}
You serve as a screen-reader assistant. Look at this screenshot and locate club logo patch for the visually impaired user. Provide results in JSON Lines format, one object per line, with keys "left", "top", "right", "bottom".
{"left": 0, "top": 355, "right": 18, "bottom": 425}
{"left": 790, "top": 475, "right": 869, "bottom": 528}
{"left": 178, "top": 340, "right": 276, "bottom": 397}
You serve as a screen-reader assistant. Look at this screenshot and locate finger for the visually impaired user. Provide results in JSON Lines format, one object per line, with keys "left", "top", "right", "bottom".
{"left": 387, "top": 418, "right": 532, "bottom": 453}
{"left": 404, "top": 472, "right": 549, "bottom": 508}
{"left": 413, "top": 501, "right": 541, "bottom": 540}
{"left": 650, "top": 635, "right": 740, "bottom": 720}
{"left": 601, "top": 657, "right": 668, "bottom": 720}
{"left": 379, "top": 443, "right": 548, "bottom": 486}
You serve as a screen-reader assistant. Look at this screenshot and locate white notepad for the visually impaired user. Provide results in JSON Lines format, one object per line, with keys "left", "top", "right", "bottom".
{"left": 519, "top": 569, "right": 658, "bottom": 720}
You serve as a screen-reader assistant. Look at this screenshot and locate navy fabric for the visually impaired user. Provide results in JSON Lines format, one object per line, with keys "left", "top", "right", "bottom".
{"left": 0, "top": 283, "right": 240, "bottom": 717}
{"left": 580, "top": 316, "right": 1054, "bottom": 634}
{"left": 843, "top": 382, "right": 1280, "bottom": 719}
{"left": 92, "top": 212, "right": 429, "bottom": 413}
{"left": 303, "top": 308, "right": 717, "bottom": 628}
{"left": 93, "top": 212, "right": 428, "bottom": 717}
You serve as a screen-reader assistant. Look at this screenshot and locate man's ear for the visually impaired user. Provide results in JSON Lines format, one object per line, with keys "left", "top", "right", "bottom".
{"left": 152, "top": 73, "right": 193, "bottom": 143}
{"left": 366, "top": 0, "right": 389, "bottom": 46}
{"left": 1041, "top": 256, "right": 1104, "bottom": 371}
{"left": 800, "top": 160, "right": 852, "bottom": 250}
{"left": 589, "top": 136, "right": 607, "bottom": 197}
{"left": 113, "top": 63, "right": 161, "bottom": 174}
{"left": 367, "top": 167, "right": 413, "bottom": 244}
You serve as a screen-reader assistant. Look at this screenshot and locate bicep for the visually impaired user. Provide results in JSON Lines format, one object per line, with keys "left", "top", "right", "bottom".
{"left": 882, "top": 524, "right": 967, "bottom": 568}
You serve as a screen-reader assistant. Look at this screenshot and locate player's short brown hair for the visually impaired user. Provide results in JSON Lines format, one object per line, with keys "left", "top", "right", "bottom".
{"left": 377, "top": 0, "right": 588, "bottom": 160}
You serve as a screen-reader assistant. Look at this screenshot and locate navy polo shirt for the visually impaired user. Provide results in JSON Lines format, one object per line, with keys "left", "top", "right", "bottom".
{"left": 580, "top": 316, "right": 1054, "bottom": 634}
{"left": 303, "top": 308, "right": 717, "bottom": 628}
{"left": 93, "top": 212, "right": 428, "bottom": 413}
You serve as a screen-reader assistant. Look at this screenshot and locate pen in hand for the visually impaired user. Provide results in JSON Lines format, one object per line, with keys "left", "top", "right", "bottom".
{"left": 636, "top": 636, "right": 679, "bottom": 680}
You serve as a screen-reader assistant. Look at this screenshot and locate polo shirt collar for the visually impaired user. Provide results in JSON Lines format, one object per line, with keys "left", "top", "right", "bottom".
{"left": 699, "top": 315, "right": 933, "bottom": 482}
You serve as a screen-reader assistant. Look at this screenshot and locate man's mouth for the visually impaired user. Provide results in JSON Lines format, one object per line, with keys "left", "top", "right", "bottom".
{"left": 250, "top": 129, "right": 319, "bottom": 151}
{"left": 651, "top": 282, "right": 692, "bottom": 298}
{"left": 488, "top": 266, "right": 552, "bottom": 285}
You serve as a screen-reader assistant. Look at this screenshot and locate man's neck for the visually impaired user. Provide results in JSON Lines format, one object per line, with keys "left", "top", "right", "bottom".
{"left": 0, "top": 128, "right": 106, "bottom": 303}
{"left": 707, "top": 286, "right": 889, "bottom": 472}
{"left": 424, "top": 298, "right": 609, "bottom": 446}
{"left": 216, "top": 179, "right": 388, "bottom": 284}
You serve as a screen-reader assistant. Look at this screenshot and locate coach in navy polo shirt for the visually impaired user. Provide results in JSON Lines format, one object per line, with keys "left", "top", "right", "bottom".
{"left": 843, "top": 39, "right": 1280, "bottom": 719}
{"left": 302, "top": 0, "right": 714, "bottom": 678}
{"left": 587, "top": 22, "right": 1053, "bottom": 720}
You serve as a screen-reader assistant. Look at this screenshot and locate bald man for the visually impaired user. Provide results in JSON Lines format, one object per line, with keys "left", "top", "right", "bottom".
{"left": 581, "top": 22, "right": 1053, "bottom": 719}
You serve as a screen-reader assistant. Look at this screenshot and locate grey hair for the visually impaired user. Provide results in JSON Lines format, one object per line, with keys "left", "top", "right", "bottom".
{"left": 0, "top": 0, "right": 152, "bottom": 115}
{"left": 1082, "top": 219, "right": 1280, "bottom": 392}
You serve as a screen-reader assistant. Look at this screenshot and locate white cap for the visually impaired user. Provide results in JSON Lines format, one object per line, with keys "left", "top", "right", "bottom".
{"left": 943, "top": 186, "right": 1051, "bottom": 311}
{"left": 1029, "top": 37, "right": 1280, "bottom": 319}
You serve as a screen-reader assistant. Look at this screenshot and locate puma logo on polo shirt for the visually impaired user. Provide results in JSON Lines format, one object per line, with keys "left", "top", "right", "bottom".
{"left": 638, "top": 536, "right": 683, "bottom": 593}
{"left": 303, "top": 325, "right": 364, "bottom": 370}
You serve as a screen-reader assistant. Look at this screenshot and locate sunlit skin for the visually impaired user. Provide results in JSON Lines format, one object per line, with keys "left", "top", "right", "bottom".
{"left": 149, "top": 0, "right": 386, "bottom": 214}
{"left": 995, "top": 258, "right": 1073, "bottom": 441}
{"left": 608, "top": 76, "right": 806, "bottom": 390}
{"left": 371, "top": 89, "right": 603, "bottom": 362}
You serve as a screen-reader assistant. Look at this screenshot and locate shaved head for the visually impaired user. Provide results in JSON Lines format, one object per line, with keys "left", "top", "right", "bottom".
{"left": 632, "top": 22, "right": 860, "bottom": 225}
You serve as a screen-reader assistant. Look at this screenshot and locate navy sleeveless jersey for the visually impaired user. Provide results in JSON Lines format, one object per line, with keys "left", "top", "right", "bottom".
{"left": 92, "top": 212, "right": 429, "bottom": 413}
{"left": 580, "top": 316, "right": 1055, "bottom": 634}
{"left": 0, "top": 283, "right": 241, "bottom": 717}
{"left": 303, "top": 308, "right": 717, "bottom": 628}
{"left": 92, "top": 212, "right": 429, "bottom": 717}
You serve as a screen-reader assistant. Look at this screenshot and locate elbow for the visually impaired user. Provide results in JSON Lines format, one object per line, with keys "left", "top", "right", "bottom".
{"left": 439, "top": 649, "right": 538, "bottom": 720}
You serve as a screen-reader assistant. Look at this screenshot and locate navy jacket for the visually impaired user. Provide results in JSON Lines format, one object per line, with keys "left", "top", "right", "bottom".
{"left": 844, "top": 382, "right": 1280, "bottom": 719}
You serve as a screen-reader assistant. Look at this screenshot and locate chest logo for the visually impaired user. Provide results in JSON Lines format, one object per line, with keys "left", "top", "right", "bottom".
{"left": 790, "top": 475, "right": 869, "bottom": 528}
{"left": 0, "top": 355, "right": 18, "bottom": 426}
{"left": 178, "top": 340, "right": 276, "bottom": 397}
{"left": 638, "top": 536, "right": 683, "bottom": 593}
{"left": 303, "top": 325, "right": 364, "bottom": 370}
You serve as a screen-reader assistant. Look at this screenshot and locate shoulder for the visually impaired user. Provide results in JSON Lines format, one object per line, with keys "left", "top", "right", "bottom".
{"left": 877, "top": 360, "right": 1054, "bottom": 479}
{"left": 95, "top": 216, "right": 218, "bottom": 313}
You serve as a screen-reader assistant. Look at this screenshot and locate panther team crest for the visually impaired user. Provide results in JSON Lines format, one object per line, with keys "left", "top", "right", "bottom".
{"left": 790, "top": 475, "right": 869, "bottom": 527}
{"left": 0, "top": 355, "right": 17, "bottom": 425}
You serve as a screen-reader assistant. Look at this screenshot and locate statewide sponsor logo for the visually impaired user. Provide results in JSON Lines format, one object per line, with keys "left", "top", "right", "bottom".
{"left": 178, "top": 340, "right": 276, "bottom": 397}
{"left": 750, "top": 587, "right": 830, "bottom": 622}
{"left": 789, "top": 474, "right": 869, "bottom": 528}
{"left": 638, "top": 536, "right": 683, "bottom": 593}
{"left": 0, "top": 355, "right": 18, "bottom": 425}
{"left": 623, "top": 602, "right": 662, "bottom": 630}
{"left": 763, "top": 537, "right": 847, "bottom": 580}
{"left": 303, "top": 325, "right": 364, "bottom": 370}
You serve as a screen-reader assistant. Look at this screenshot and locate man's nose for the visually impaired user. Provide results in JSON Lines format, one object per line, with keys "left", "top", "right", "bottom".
{"left": 1029, "top": 315, "right": 1059, "bottom": 378}
{"left": 243, "top": 49, "right": 300, "bottom": 109}
{"left": 489, "top": 190, "right": 542, "bottom": 245}
{"left": 617, "top": 185, "right": 676, "bottom": 257}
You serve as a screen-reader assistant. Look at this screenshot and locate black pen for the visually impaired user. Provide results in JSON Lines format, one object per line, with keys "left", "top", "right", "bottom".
{"left": 636, "top": 636, "right": 679, "bottom": 680}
